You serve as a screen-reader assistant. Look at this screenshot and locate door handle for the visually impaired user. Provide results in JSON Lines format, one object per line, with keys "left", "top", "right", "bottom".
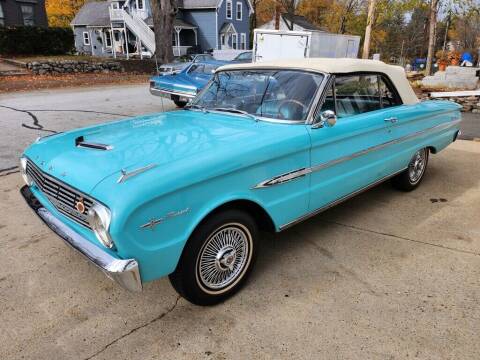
{"left": 384, "top": 117, "right": 398, "bottom": 123}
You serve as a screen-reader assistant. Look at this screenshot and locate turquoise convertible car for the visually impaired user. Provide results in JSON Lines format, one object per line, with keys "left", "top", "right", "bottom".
{"left": 20, "top": 59, "right": 461, "bottom": 305}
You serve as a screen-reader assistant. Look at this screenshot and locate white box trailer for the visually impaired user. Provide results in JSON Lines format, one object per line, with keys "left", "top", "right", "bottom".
{"left": 252, "top": 29, "right": 360, "bottom": 63}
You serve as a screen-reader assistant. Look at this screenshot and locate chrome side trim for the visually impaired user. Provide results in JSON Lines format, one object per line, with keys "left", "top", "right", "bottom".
{"left": 252, "top": 168, "right": 311, "bottom": 189}
{"left": 117, "top": 164, "right": 157, "bottom": 184}
{"left": 140, "top": 208, "right": 190, "bottom": 230}
{"left": 140, "top": 218, "right": 164, "bottom": 229}
{"left": 253, "top": 120, "right": 461, "bottom": 189}
{"left": 311, "top": 120, "right": 461, "bottom": 173}
{"left": 279, "top": 167, "right": 407, "bottom": 231}
{"left": 149, "top": 87, "right": 196, "bottom": 98}
{"left": 20, "top": 185, "right": 142, "bottom": 292}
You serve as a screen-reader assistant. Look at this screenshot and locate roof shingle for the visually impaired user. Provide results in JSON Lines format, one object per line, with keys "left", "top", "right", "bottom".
{"left": 71, "top": 1, "right": 111, "bottom": 27}
{"left": 282, "top": 14, "right": 323, "bottom": 31}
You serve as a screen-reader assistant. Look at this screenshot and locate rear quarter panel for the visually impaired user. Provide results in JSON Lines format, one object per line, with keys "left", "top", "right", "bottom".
{"left": 384, "top": 100, "right": 461, "bottom": 173}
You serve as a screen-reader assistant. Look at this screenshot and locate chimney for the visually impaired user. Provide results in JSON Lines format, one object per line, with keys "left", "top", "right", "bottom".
{"left": 274, "top": 3, "right": 281, "bottom": 30}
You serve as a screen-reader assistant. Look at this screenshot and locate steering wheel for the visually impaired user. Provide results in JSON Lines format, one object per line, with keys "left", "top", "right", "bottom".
{"left": 278, "top": 99, "right": 306, "bottom": 120}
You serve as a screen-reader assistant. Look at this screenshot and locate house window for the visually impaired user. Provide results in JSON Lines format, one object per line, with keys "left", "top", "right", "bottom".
{"left": 240, "top": 33, "right": 246, "bottom": 50}
{"left": 21, "top": 5, "right": 34, "bottom": 26}
{"left": 105, "top": 30, "right": 112, "bottom": 47}
{"left": 137, "top": 0, "right": 144, "bottom": 10}
{"left": 232, "top": 33, "right": 237, "bottom": 49}
{"left": 0, "top": 3, "right": 5, "bottom": 26}
{"left": 221, "top": 34, "right": 225, "bottom": 46}
{"left": 236, "top": 2, "right": 242, "bottom": 21}
{"left": 226, "top": 0, "right": 232, "bottom": 19}
{"left": 83, "top": 31, "right": 90, "bottom": 46}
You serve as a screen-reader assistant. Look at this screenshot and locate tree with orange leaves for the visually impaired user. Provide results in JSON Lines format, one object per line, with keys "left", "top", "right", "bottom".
{"left": 45, "top": 0, "right": 88, "bottom": 27}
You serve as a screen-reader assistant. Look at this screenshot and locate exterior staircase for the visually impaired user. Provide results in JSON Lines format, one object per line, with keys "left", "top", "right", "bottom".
{"left": 109, "top": 8, "right": 155, "bottom": 54}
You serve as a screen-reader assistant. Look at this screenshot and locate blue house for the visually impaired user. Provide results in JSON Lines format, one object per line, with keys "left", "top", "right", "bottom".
{"left": 70, "top": 0, "right": 253, "bottom": 58}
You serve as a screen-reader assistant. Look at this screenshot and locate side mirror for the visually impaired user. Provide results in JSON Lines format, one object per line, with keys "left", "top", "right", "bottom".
{"left": 312, "top": 110, "right": 337, "bottom": 129}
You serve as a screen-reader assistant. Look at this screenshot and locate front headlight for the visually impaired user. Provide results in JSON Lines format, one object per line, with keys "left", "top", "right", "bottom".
{"left": 88, "top": 203, "right": 114, "bottom": 248}
{"left": 20, "top": 157, "right": 32, "bottom": 186}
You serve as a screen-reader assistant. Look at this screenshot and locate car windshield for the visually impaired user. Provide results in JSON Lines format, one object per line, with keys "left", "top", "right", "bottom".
{"left": 191, "top": 70, "right": 324, "bottom": 121}
{"left": 188, "top": 63, "right": 218, "bottom": 75}
{"left": 236, "top": 52, "right": 252, "bottom": 60}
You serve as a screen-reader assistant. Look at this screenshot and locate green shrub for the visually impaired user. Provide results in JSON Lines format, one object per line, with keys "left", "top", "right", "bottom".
{"left": 0, "top": 26, "right": 74, "bottom": 55}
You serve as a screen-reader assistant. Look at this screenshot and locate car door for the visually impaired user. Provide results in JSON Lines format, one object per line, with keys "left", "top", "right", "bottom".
{"left": 373, "top": 74, "right": 417, "bottom": 175}
{"left": 377, "top": 75, "right": 457, "bottom": 175}
{"left": 307, "top": 73, "right": 399, "bottom": 212}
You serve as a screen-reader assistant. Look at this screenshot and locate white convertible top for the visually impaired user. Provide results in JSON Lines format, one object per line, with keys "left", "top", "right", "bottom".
{"left": 218, "top": 58, "right": 419, "bottom": 105}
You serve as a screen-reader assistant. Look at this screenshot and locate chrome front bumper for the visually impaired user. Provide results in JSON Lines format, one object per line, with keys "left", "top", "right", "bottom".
{"left": 20, "top": 185, "right": 142, "bottom": 292}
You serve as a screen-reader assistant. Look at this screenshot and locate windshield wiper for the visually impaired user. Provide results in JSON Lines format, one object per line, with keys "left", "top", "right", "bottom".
{"left": 210, "top": 107, "right": 258, "bottom": 122}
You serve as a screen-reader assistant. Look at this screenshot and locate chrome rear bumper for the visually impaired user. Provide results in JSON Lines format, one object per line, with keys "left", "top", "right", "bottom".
{"left": 149, "top": 87, "right": 195, "bottom": 102}
{"left": 20, "top": 185, "right": 142, "bottom": 292}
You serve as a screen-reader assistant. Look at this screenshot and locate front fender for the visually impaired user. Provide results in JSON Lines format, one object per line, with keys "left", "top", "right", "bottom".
{"left": 89, "top": 123, "right": 311, "bottom": 282}
{"left": 105, "top": 190, "right": 276, "bottom": 282}
{"left": 96, "top": 161, "right": 309, "bottom": 282}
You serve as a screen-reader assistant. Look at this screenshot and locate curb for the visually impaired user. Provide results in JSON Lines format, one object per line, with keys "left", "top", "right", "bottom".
{"left": 0, "top": 58, "right": 27, "bottom": 67}
{"left": 0, "top": 71, "right": 31, "bottom": 77}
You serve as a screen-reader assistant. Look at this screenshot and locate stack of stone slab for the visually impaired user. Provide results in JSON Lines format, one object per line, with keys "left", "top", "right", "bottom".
{"left": 421, "top": 66, "right": 479, "bottom": 90}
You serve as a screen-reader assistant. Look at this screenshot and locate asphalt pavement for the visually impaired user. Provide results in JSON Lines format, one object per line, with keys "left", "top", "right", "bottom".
{"left": 459, "top": 112, "right": 480, "bottom": 140}
{"left": 0, "top": 140, "right": 479, "bottom": 359}
{"left": 1, "top": 84, "right": 480, "bottom": 359}
{"left": 0, "top": 84, "right": 176, "bottom": 171}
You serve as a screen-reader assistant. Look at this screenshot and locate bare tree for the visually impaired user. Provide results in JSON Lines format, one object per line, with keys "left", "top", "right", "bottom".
{"left": 425, "top": 0, "right": 439, "bottom": 75}
{"left": 150, "top": 0, "right": 178, "bottom": 63}
{"left": 277, "top": 0, "right": 298, "bottom": 30}
{"left": 338, "top": 0, "right": 362, "bottom": 34}
{"left": 251, "top": 0, "right": 262, "bottom": 30}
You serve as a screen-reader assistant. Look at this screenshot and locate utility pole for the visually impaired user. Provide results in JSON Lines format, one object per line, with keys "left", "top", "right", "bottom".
{"left": 362, "top": 0, "right": 376, "bottom": 59}
{"left": 442, "top": 7, "right": 451, "bottom": 52}
{"left": 425, "top": 0, "right": 439, "bottom": 75}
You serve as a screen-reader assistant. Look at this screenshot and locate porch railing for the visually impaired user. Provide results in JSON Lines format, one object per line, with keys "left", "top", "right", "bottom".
{"left": 173, "top": 46, "right": 192, "bottom": 57}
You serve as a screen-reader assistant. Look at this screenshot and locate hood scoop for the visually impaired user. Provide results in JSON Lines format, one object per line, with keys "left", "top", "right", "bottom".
{"left": 75, "top": 136, "right": 113, "bottom": 151}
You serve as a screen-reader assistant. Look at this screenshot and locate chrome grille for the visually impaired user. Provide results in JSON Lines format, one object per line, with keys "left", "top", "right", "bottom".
{"left": 26, "top": 159, "right": 94, "bottom": 229}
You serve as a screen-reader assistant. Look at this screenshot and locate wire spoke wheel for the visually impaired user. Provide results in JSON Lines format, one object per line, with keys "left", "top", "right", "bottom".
{"left": 408, "top": 149, "right": 427, "bottom": 184}
{"left": 196, "top": 223, "right": 252, "bottom": 294}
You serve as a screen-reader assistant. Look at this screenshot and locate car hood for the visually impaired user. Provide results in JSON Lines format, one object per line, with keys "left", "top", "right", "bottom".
{"left": 23, "top": 110, "right": 275, "bottom": 195}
